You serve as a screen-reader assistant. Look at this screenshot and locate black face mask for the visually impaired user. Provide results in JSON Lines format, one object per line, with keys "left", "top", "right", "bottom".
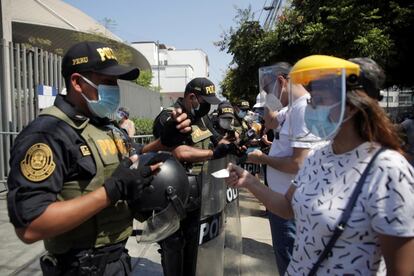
{"left": 194, "top": 102, "right": 211, "bottom": 118}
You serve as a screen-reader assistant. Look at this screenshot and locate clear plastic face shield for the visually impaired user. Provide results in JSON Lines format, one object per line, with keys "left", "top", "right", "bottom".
{"left": 136, "top": 203, "right": 181, "bottom": 243}
{"left": 289, "top": 66, "right": 349, "bottom": 142}
{"left": 259, "top": 65, "right": 284, "bottom": 112}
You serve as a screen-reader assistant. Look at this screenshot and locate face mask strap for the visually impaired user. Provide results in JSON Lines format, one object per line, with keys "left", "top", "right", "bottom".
{"left": 79, "top": 74, "right": 98, "bottom": 90}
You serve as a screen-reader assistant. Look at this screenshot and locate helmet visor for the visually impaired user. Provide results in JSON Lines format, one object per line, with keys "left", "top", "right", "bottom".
{"left": 135, "top": 203, "right": 180, "bottom": 243}
{"left": 288, "top": 68, "right": 347, "bottom": 142}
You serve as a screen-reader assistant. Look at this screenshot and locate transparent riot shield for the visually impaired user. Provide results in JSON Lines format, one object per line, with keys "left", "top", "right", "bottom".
{"left": 223, "top": 155, "right": 242, "bottom": 276}
{"left": 195, "top": 156, "right": 228, "bottom": 276}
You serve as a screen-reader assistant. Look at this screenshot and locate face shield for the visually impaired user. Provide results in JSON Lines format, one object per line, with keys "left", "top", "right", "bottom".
{"left": 288, "top": 55, "right": 360, "bottom": 142}
{"left": 136, "top": 203, "right": 181, "bottom": 243}
{"left": 259, "top": 65, "right": 285, "bottom": 112}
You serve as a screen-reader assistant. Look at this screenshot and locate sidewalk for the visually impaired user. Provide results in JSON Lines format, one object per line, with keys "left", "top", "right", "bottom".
{"left": 0, "top": 189, "right": 277, "bottom": 275}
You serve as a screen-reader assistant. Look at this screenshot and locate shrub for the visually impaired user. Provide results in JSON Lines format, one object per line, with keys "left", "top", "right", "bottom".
{"left": 131, "top": 117, "right": 154, "bottom": 135}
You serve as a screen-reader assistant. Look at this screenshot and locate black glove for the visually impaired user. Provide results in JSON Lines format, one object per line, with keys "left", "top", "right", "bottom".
{"left": 104, "top": 158, "right": 154, "bottom": 204}
{"left": 160, "top": 118, "right": 189, "bottom": 147}
{"left": 213, "top": 143, "right": 243, "bottom": 159}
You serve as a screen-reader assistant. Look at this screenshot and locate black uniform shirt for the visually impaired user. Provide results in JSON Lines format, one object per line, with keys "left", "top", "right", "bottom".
{"left": 7, "top": 95, "right": 101, "bottom": 228}
{"left": 153, "top": 97, "right": 222, "bottom": 146}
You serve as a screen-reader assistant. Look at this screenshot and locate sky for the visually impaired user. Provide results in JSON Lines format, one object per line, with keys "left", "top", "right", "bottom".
{"left": 63, "top": 0, "right": 268, "bottom": 87}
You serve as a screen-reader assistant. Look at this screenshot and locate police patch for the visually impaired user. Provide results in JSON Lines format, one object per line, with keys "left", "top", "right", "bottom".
{"left": 80, "top": 145, "right": 91, "bottom": 156}
{"left": 20, "top": 143, "right": 56, "bottom": 182}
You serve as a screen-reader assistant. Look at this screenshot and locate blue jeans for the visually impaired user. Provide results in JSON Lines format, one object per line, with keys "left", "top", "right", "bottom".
{"left": 268, "top": 211, "right": 295, "bottom": 275}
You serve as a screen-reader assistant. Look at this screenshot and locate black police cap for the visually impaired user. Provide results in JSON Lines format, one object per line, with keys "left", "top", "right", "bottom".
{"left": 185, "top": 77, "right": 220, "bottom": 105}
{"left": 62, "top": 41, "right": 140, "bottom": 80}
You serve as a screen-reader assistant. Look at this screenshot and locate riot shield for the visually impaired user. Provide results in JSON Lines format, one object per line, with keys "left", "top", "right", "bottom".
{"left": 195, "top": 156, "right": 228, "bottom": 276}
{"left": 223, "top": 155, "right": 242, "bottom": 276}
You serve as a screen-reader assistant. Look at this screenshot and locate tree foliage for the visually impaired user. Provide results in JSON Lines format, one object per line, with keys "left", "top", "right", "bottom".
{"left": 134, "top": 70, "right": 161, "bottom": 91}
{"left": 135, "top": 70, "right": 153, "bottom": 88}
{"left": 218, "top": 1, "right": 414, "bottom": 104}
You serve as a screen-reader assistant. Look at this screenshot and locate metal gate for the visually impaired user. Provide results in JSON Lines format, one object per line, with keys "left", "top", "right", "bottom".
{"left": 0, "top": 39, "right": 63, "bottom": 191}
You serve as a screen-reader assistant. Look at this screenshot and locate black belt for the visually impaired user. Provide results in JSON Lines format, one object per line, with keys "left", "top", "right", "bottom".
{"left": 55, "top": 241, "right": 127, "bottom": 271}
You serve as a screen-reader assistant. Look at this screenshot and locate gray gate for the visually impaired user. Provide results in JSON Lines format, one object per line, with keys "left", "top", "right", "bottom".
{"left": 0, "top": 39, "right": 63, "bottom": 191}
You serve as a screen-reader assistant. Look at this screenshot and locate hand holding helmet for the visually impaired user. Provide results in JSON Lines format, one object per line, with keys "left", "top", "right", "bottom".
{"left": 104, "top": 156, "right": 163, "bottom": 204}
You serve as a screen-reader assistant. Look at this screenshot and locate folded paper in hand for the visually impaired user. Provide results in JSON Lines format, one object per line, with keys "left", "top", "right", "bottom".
{"left": 211, "top": 169, "right": 230, "bottom": 178}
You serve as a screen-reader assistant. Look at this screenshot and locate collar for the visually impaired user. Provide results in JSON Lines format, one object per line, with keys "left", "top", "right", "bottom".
{"left": 54, "top": 94, "right": 112, "bottom": 126}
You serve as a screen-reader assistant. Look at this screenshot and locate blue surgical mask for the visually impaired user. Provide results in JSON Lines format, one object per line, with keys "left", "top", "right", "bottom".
{"left": 304, "top": 103, "right": 340, "bottom": 139}
{"left": 237, "top": 110, "right": 246, "bottom": 118}
{"left": 80, "top": 75, "right": 120, "bottom": 118}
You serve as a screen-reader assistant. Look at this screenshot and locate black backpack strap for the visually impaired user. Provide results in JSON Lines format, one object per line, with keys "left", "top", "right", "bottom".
{"left": 308, "top": 146, "right": 386, "bottom": 276}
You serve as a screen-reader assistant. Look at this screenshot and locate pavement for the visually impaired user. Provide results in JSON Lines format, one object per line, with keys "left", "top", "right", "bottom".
{"left": 0, "top": 189, "right": 277, "bottom": 276}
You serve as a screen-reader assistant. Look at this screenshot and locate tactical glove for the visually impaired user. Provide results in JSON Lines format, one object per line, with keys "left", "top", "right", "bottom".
{"left": 160, "top": 118, "right": 189, "bottom": 147}
{"left": 213, "top": 143, "right": 243, "bottom": 159}
{"left": 104, "top": 158, "right": 154, "bottom": 204}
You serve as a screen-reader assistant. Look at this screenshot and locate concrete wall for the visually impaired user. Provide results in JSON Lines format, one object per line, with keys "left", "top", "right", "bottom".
{"left": 118, "top": 80, "right": 161, "bottom": 119}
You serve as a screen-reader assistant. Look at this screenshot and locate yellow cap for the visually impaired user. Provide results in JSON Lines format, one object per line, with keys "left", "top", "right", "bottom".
{"left": 290, "top": 55, "right": 360, "bottom": 85}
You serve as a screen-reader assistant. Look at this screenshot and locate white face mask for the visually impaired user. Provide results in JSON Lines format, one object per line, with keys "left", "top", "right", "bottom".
{"left": 265, "top": 79, "right": 286, "bottom": 111}
{"left": 219, "top": 118, "right": 233, "bottom": 130}
{"left": 265, "top": 93, "right": 283, "bottom": 112}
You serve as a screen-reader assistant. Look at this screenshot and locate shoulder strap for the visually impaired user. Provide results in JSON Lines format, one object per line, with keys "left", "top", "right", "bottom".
{"left": 308, "top": 146, "right": 386, "bottom": 276}
{"left": 40, "top": 106, "right": 89, "bottom": 130}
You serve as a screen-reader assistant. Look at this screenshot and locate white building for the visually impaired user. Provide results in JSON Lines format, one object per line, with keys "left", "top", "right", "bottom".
{"left": 379, "top": 87, "right": 414, "bottom": 121}
{"left": 132, "top": 41, "right": 210, "bottom": 100}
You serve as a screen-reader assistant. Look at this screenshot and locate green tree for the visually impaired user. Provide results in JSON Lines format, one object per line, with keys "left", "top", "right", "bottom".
{"left": 71, "top": 31, "right": 133, "bottom": 66}
{"left": 135, "top": 70, "right": 152, "bottom": 88}
{"left": 218, "top": 1, "right": 414, "bottom": 102}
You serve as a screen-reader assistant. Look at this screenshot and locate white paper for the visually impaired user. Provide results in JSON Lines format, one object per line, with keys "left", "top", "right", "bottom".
{"left": 211, "top": 169, "right": 230, "bottom": 178}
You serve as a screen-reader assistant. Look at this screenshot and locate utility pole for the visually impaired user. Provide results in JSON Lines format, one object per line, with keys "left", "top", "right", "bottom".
{"left": 157, "top": 40, "right": 161, "bottom": 92}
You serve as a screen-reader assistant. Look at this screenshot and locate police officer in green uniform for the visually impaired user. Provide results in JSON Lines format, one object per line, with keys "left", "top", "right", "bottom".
{"left": 232, "top": 100, "right": 250, "bottom": 145}
{"left": 6, "top": 41, "right": 183, "bottom": 275}
{"left": 153, "top": 78, "right": 242, "bottom": 276}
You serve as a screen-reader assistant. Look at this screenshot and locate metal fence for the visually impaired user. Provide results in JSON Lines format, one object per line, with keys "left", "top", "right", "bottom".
{"left": 0, "top": 40, "right": 64, "bottom": 191}
{"left": 131, "top": 134, "right": 154, "bottom": 145}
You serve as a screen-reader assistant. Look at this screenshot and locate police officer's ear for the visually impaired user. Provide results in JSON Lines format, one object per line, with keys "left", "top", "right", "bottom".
{"left": 69, "top": 73, "right": 84, "bottom": 94}
{"left": 189, "top": 92, "right": 199, "bottom": 105}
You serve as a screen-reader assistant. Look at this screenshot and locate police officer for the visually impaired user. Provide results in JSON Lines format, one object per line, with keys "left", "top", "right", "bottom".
{"left": 153, "top": 77, "right": 241, "bottom": 276}
{"left": 210, "top": 101, "right": 238, "bottom": 142}
{"left": 6, "top": 41, "right": 180, "bottom": 275}
{"left": 232, "top": 100, "right": 250, "bottom": 145}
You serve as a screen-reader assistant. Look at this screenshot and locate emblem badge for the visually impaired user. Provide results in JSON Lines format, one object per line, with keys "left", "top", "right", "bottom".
{"left": 20, "top": 143, "right": 56, "bottom": 182}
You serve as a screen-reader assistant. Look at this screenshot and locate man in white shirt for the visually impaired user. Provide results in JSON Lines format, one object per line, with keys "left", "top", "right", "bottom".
{"left": 247, "top": 62, "right": 313, "bottom": 275}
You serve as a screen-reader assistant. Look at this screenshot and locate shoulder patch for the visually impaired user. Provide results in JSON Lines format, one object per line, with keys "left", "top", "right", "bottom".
{"left": 80, "top": 145, "right": 91, "bottom": 156}
{"left": 191, "top": 125, "right": 212, "bottom": 143}
{"left": 20, "top": 143, "right": 56, "bottom": 182}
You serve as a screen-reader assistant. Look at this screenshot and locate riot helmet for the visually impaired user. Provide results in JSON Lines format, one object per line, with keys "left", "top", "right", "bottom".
{"left": 129, "top": 152, "right": 189, "bottom": 243}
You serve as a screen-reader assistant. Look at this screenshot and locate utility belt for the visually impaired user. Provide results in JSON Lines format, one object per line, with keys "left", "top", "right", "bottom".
{"left": 40, "top": 241, "right": 127, "bottom": 276}
{"left": 186, "top": 174, "right": 202, "bottom": 212}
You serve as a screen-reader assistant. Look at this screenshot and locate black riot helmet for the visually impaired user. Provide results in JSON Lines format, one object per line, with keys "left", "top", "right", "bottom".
{"left": 129, "top": 152, "right": 189, "bottom": 242}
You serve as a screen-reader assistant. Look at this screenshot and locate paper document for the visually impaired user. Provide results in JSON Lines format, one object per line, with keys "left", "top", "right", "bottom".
{"left": 211, "top": 169, "right": 230, "bottom": 178}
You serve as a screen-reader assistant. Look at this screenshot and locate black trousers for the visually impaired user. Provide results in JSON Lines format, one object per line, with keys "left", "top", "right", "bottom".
{"left": 158, "top": 209, "right": 201, "bottom": 276}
